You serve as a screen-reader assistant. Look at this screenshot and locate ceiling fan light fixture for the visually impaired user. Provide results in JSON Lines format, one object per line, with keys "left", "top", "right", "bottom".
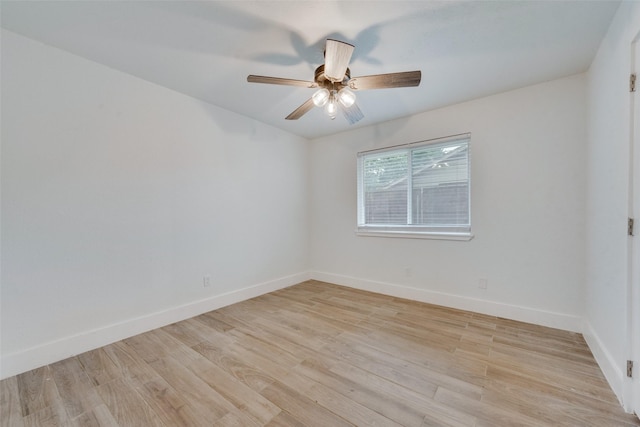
{"left": 312, "top": 88, "right": 330, "bottom": 107}
{"left": 325, "top": 91, "right": 338, "bottom": 119}
{"left": 247, "top": 38, "right": 421, "bottom": 124}
{"left": 337, "top": 88, "right": 356, "bottom": 108}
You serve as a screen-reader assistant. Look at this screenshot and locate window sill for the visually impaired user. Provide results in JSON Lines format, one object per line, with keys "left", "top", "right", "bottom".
{"left": 355, "top": 229, "right": 474, "bottom": 241}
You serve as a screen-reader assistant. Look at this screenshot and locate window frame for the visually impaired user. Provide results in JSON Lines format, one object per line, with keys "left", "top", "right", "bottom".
{"left": 356, "top": 133, "right": 473, "bottom": 241}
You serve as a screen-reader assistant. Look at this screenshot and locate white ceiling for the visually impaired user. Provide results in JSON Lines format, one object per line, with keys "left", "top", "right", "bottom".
{"left": 1, "top": 1, "right": 620, "bottom": 139}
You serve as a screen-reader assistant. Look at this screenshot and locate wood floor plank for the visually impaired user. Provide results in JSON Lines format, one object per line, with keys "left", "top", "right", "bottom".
{"left": 224, "top": 317, "right": 322, "bottom": 363}
{"left": 320, "top": 339, "right": 480, "bottom": 401}
{"left": 419, "top": 402, "right": 477, "bottom": 427}
{"left": 489, "top": 338, "right": 612, "bottom": 383}
{"left": 340, "top": 328, "right": 488, "bottom": 388}
{"left": 327, "top": 357, "right": 440, "bottom": 412}
{"left": 434, "top": 386, "right": 541, "bottom": 427}
{"left": 100, "top": 341, "right": 158, "bottom": 384}
{"left": 49, "top": 357, "right": 103, "bottom": 419}
{"left": 481, "top": 375, "right": 640, "bottom": 427}
{"left": 96, "top": 378, "right": 164, "bottom": 427}
{"left": 259, "top": 380, "right": 354, "bottom": 427}
{"left": 370, "top": 309, "right": 465, "bottom": 342}
{"left": 192, "top": 312, "right": 236, "bottom": 333}
{"left": 192, "top": 340, "right": 276, "bottom": 393}
{"left": 22, "top": 398, "right": 70, "bottom": 427}
{"left": 294, "top": 357, "right": 427, "bottom": 427}
{"left": 69, "top": 404, "right": 119, "bottom": 427}
{"left": 199, "top": 327, "right": 297, "bottom": 382}
{"left": 294, "top": 304, "right": 376, "bottom": 337}
{"left": 303, "top": 381, "right": 404, "bottom": 427}
{"left": 161, "top": 318, "right": 220, "bottom": 348}
{"left": 265, "top": 308, "right": 346, "bottom": 341}
{"left": 131, "top": 375, "right": 209, "bottom": 427}
{"left": 123, "top": 329, "right": 194, "bottom": 364}
{"left": 228, "top": 328, "right": 304, "bottom": 369}
{"left": 185, "top": 356, "right": 281, "bottom": 425}
{"left": 263, "top": 411, "right": 306, "bottom": 427}
{"left": 239, "top": 314, "right": 329, "bottom": 352}
{"left": 15, "top": 366, "right": 59, "bottom": 417}
{"left": 3, "top": 280, "right": 638, "bottom": 427}
{"left": 484, "top": 363, "right": 640, "bottom": 424}
{"left": 1, "top": 376, "right": 25, "bottom": 427}
{"left": 299, "top": 299, "right": 372, "bottom": 329}
{"left": 482, "top": 348, "right": 618, "bottom": 404}
{"left": 76, "top": 349, "right": 121, "bottom": 387}
{"left": 146, "top": 355, "right": 234, "bottom": 422}
{"left": 214, "top": 410, "right": 262, "bottom": 427}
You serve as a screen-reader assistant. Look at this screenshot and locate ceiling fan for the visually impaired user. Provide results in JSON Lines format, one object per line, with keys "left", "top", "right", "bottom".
{"left": 247, "top": 39, "right": 421, "bottom": 124}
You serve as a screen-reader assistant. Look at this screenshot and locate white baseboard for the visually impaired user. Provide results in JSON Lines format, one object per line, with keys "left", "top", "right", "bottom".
{"left": 5, "top": 267, "right": 628, "bottom": 414}
{"left": 0, "top": 270, "right": 589, "bottom": 380}
{"left": 0, "top": 272, "right": 310, "bottom": 380}
{"left": 310, "top": 271, "right": 583, "bottom": 333}
{"left": 582, "top": 320, "right": 628, "bottom": 410}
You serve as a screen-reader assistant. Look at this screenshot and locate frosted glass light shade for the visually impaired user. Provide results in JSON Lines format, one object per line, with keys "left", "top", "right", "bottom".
{"left": 312, "top": 88, "right": 330, "bottom": 107}
{"left": 337, "top": 88, "right": 356, "bottom": 107}
{"left": 325, "top": 97, "right": 338, "bottom": 119}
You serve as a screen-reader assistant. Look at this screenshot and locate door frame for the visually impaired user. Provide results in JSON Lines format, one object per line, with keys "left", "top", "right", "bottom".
{"left": 627, "top": 35, "right": 640, "bottom": 417}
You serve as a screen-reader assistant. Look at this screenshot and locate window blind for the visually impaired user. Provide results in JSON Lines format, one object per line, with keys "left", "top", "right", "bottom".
{"left": 357, "top": 134, "right": 471, "bottom": 238}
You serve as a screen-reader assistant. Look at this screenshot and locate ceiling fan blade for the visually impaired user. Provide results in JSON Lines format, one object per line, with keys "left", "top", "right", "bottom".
{"left": 340, "top": 102, "right": 364, "bottom": 125}
{"left": 247, "top": 75, "right": 317, "bottom": 88}
{"left": 348, "top": 70, "right": 421, "bottom": 90}
{"left": 285, "top": 98, "right": 315, "bottom": 120}
{"left": 324, "top": 39, "right": 355, "bottom": 83}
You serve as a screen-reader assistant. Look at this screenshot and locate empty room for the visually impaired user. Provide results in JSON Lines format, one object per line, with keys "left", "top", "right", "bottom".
{"left": 1, "top": 1, "right": 640, "bottom": 426}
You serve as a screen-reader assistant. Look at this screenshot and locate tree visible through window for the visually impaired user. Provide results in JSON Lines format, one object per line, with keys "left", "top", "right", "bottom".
{"left": 357, "top": 135, "right": 471, "bottom": 238}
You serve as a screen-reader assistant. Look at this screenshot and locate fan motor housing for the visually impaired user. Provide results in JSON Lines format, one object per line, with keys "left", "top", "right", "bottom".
{"left": 314, "top": 65, "right": 350, "bottom": 89}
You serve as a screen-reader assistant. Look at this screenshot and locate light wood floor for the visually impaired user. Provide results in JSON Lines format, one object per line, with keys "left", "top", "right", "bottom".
{"left": 2, "top": 280, "right": 639, "bottom": 427}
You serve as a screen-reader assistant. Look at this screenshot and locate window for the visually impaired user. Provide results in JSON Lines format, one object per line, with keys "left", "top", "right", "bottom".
{"left": 356, "top": 134, "right": 471, "bottom": 240}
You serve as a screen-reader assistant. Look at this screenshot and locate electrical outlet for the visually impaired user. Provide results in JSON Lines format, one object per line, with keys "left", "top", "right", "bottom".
{"left": 203, "top": 275, "right": 211, "bottom": 288}
{"left": 405, "top": 267, "right": 412, "bottom": 278}
{"left": 478, "top": 278, "right": 488, "bottom": 290}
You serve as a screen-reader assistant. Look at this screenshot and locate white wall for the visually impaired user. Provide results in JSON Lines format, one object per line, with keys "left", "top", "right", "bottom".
{"left": 0, "top": 30, "right": 310, "bottom": 378}
{"left": 310, "top": 74, "right": 587, "bottom": 331}
{"left": 584, "top": 0, "right": 640, "bottom": 409}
